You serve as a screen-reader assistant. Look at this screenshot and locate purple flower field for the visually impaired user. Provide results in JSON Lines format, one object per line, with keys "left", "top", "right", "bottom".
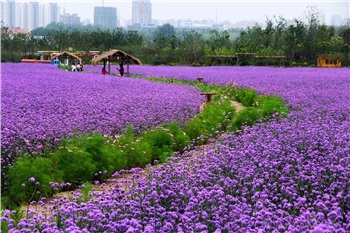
{"left": 2, "top": 65, "right": 350, "bottom": 232}
{"left": 1, "top": 63, "right": 202, "bottom": 169}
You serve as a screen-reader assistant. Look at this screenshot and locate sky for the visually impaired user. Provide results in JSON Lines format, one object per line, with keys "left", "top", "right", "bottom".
{"left": 26, "top": 0, "right": 350, "bottom": 26}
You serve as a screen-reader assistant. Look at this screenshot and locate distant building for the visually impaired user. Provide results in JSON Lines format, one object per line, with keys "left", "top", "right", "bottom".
{"left": 48, "top": 3, "right": 59, "bottom": 23}
{"left": 94, "top": 6, "right": 117, "bottom": 29}
{"left": 21, "top": 2, "right": 40, "bottom": 31}
{"left": 82, "top": 19, "right": 92, "bottom": 26}
{"left": 0, "top": 1, "right": 9, "bottom": 27}
{"left": 0, "top": 1, "right": 60, "bottom": 31}
{"left": 60, "top": 13, "right": 81, "bottom": 25}
{"left": 132, "top": 0, "right": 152, "bottom": 26}
{"left": 7, "top": 28, "right": 30, "bottom": 34}
{"left": 176, "top": 20, "right": 226, "bottom": 31}
{"left": 8, "top": 0, "right": 16, "bottom": 28}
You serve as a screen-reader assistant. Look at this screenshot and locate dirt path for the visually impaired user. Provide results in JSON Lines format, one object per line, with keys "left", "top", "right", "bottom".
{"left": 20, "top": 100, "right": 246, "bottom": 216}
{"left": 231, "top": 100, "right": 245, "bottom": 112}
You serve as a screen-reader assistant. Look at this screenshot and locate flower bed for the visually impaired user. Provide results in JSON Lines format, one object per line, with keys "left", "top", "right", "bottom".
{"left": 1, "top": 63, "right": 202, "bottom": 169}
{"left": 2, "top": 65, "right": 350, "bottom": 232}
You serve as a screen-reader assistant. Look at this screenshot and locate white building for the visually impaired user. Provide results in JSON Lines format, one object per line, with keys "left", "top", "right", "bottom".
{"left": 0, "top": 0, "right": 9, "bottom": 27}
{"left": 176, "top": 19, "right": 226, "bottom": 31}
{"left": 0, "top": 0, "right": 59, "bottom": 31}
{"left": 132, "top": 0, "right": 152, "bottom": 26}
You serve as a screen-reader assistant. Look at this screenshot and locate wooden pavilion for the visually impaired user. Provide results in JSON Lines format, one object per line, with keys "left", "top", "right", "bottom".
{"left": 92, "top": 49, "right": 142, "bottom": 76}
{"left": 316, "top": 54, "right": 341, "bottom": 68}
{"left": 51, "top": 51, "right": 82, "bottom": 66}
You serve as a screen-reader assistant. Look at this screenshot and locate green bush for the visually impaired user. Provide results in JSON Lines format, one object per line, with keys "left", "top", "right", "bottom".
{"left": 184, "top": 100, "right": 236, "bottom": 144}
{"left": 51, "top": 145, "right": 96, "bottom": 188}
{"left": 256, "top": 95, "right": 289, "bottom": 116}
{"left": 7, "top": 156, "right": 63, "bottom": 207}
{"left": 165, "top": 121, "right": 190, "bottom": 153}
{"left": 231, "top": 107, "right": 263, "bottom": 128}
{"left": 235, "top": 88, "right": 258, "bottom": 106}
{"left": 291, "top": 61, "right": 298, "bottom": 67}
{"left": 107, "top": 145, "right": 128, "bottom": 174}
{"left": 123, "top": 139, "right": 152, "bottom": 168}
{"left": 140, "top": 127, "right": 173, "bottom": 162}
{"left": 302, "top": 61, "right": 309, "bottom": 67}
{"left": 79, "top": 134, "right": 117, "bottom": 179}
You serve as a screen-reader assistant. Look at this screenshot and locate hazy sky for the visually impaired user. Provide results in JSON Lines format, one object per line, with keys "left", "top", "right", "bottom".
{"left": 33, "top": 0, "right": 350, "bottom": 25}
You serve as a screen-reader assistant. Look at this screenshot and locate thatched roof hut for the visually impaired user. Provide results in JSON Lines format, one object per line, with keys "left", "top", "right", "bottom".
{"left": 51, "top": 51, "right": 82, "bottom": 66}
{"left": 92, "top": 49, "right": 142, "bottom": 76}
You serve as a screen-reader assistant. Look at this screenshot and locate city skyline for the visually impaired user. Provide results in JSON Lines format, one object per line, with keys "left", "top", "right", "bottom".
{"left": 1, "top": 0, "right": 349, "bottom": 29}
{"left": 42, "top": 0, "right": 349, "bottom": 26}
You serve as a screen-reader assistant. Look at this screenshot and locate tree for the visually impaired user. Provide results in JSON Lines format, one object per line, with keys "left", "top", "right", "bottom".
{"left": 181, "top": 30, "right": 206, "bottom": 64}
{"left": 207, "top": 30, "right": 232, "bottom": 54}
{"left": 156, "top": 23, "right": 175, "bottom": 37}
{"left": 303, "top": 6, "right": 322, "bottom": 62}
{"left": 284, "top": 19, "right": 307, "bottom": 61}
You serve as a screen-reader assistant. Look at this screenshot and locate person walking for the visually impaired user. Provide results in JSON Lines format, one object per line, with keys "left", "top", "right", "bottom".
{"left": 117, "top": 62, "right": 124, "bottom": 77}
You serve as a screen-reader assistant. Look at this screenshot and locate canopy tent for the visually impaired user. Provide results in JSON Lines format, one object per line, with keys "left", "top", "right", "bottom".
{"left": 51, "top": 51, "right": 82, "bottom": 66}
{"left": 92, "top": 49, "right": 142, "bottom": 76}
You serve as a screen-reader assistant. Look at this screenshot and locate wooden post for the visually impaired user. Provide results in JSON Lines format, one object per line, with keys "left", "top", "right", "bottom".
{"left": 127, "top": 63, "right": 130, "bottom": 76}
{"left": 200, "top": 92, "right": 217, "bottom": 103}
{"left": 108, "top": 57, "right": 111, "bottom": 74}
{"left": 197, "top": 77, "right": 204, "bottom": 83}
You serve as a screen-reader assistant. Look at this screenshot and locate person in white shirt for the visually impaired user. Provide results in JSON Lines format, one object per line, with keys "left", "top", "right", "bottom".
{"left": 71, "top": 63, "right": 76, "bottom": 72}
{"left": 76, "top": 63, "right": 81, "bottom": 72}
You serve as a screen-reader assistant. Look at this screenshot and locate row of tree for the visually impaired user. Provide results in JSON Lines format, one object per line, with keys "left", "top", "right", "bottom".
{"left": 2, "top": 8, "right": 350, "bottom": 66}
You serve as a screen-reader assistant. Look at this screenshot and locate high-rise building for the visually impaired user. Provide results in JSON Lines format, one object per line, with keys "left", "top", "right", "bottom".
{"left": 20, "top": 2, "right": 40, "bottom": 31}
{"left": 132, "top": 0, "right": 152, "bottom": 26}
{"left": 0, "top": 1, "right": 59, "bottom": 31}
{"left": 8, "top": 0, "right": 17, "bottom": 28}
{"left": 60, "top": 13, "right": 80, "bottom": 25}
{"left": 94, "top": 6, "right": 117, "bottom": 29}
{"left": 0, "top": 1, "right": 9, "bottom": 27}
{"left": 49, "top": 3, "right": 59, "bottom": 24}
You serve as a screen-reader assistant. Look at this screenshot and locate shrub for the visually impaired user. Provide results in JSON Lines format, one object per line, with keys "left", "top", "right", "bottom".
{"left": 165, "top": 121, "right": 190, "bottom": 153}
{"left": 123, "top": 139, "right": 152, "bottom": 168}
{"left": 184, "top": 100, "right": 236, "bottom": 144}
{"left": 140, "top": 127, "right": 174, "bottom": 163}
{"left": 291, "top": 61, "right": 298, "bottom": 67}
{"left": 51, "top": 145, "right": 96, "bottom": 188}
{"left": 235, "top": 88, "right": 258, "bottom": 106}
{"left": 78, "top": 134, "right": 117, "bottom": 179}
{"left": 231, "top": 107, "right": 263, "bottom": 129}
{"left": 256, "top": 95, "right": 289, "bottom": 116}
{"left": 7, "top": 156, "right": 63, "bottom": 207}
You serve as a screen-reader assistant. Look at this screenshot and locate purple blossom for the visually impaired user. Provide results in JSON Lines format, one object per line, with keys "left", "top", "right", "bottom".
{"left": 28, "top": 177, "right": 35, "bottom": 183}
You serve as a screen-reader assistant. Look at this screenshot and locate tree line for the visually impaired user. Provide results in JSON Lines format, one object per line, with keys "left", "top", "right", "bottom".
{"left": 2, "top": 8, "right": 350, "bottom": 66}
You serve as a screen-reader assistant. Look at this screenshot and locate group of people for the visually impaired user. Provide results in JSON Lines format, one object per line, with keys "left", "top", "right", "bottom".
{"left": 71, "top": 62, "right": 84, "bottom": 72}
